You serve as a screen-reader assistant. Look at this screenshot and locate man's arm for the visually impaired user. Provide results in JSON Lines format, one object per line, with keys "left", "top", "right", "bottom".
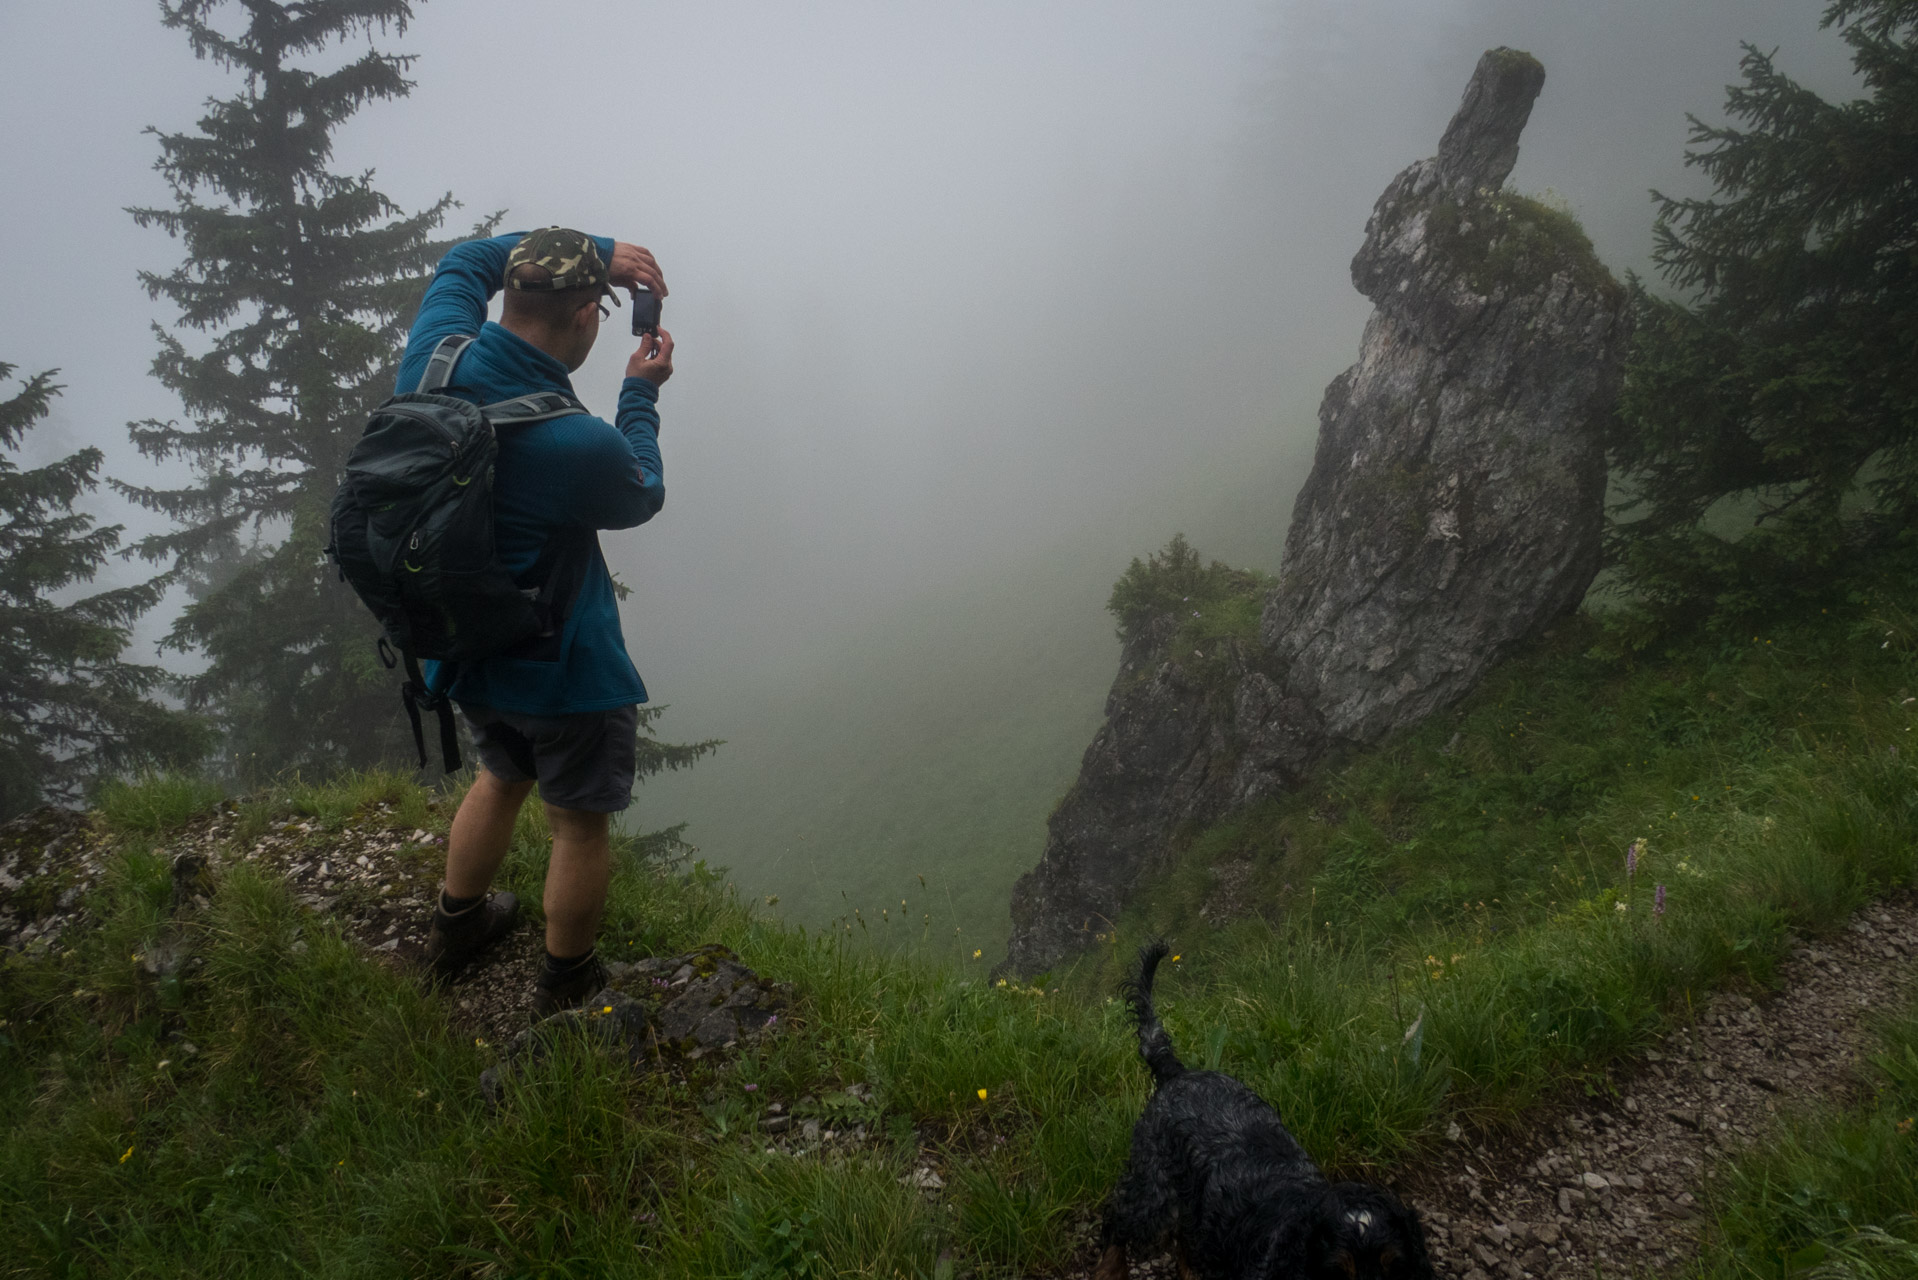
{"left": 566, "top": 380, "right": 665, "bottom": 531}
{"left": 394, "top": 231, "right": 620, "bottom": 393}
{"left": 567, "top": 330, "right": 675, "bottom": 531}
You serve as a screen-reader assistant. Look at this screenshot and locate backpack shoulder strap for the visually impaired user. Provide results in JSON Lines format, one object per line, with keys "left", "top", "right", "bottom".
{"left": 416, "top": 334, "right": 476, "bottom": 394}
{"left": 481, "top": 391, "right": 589, "bottom": 427}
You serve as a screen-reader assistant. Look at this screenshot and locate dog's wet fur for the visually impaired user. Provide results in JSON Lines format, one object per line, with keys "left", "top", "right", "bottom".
{"left": 1096, "top": 941, "right": 1435, "bottom": 1280}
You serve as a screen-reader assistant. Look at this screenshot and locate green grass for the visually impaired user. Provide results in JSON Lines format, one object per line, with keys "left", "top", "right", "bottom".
{"left": 1695, "top": 993, "right": 1918, "bottom": 1280}
{"left": 96, "top": 773, "right": 226, "bottom": 835}
{"left": 1065, "top": 585, "right": 1918, "bottom": 1163}
{"left": 6, "top": 577, "right": 1918, "bottom": 1274}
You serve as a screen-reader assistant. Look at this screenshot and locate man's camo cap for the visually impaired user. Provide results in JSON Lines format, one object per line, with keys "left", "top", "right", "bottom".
{"left": 504, "top": 227, "right": 617, "bottom": 300}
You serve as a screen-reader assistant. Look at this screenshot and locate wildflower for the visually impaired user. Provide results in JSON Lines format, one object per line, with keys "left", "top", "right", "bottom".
{"left": 1171, "top": 954, "right": 1182, "bottom": 962}
{"left": 119, "top": 1146, "right": 134, "bottom": 1164}
{"left": 1899, "top": 1117, "right": 1914, "bottom": 1136}
{"left": 973, "top": 949, "right": 982, "bottom": 959}
{"left": 744, "top": 1083, "right": 759, "bottom": 1093}
{"left": 601, "top": 1005, "right": 614, "bottom": 1014}
{"left": 765, "top": 1015, "right": 778, "bottom": 1028}
{"left": 977, "top": 1088, "right": 988, "bottom": 1101}
{"left": 1625, "top": 839, "right": 1639, "bottom": 878}
{"left": 1615, "top": 901, "right": 1628, "bottom": 913}
{"left": 1655, "top": 884, "right": 1666, "bottom": 916}
{"left": 474, "top": 1037, "right": 487, "bottom": 1047}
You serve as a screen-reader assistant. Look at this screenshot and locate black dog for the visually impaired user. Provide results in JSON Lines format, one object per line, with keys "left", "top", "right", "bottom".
{"left": 1097, "top": 941, "right": 1435, "bottom": 1280}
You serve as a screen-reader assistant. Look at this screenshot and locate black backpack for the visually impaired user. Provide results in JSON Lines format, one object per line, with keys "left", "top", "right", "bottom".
{"left": 327, "top": 335, "right": 591, "bottom": 771}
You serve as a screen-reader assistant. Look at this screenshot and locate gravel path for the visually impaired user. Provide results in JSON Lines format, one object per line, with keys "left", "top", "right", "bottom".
{"left": 1412, "top": 897, "right": 1916, "bottom": 1279}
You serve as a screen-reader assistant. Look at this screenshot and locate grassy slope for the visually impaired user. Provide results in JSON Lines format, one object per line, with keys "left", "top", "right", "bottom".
{"left": 637, "top": 556, "right": 1116, "bottom": 961}
{"left": 6, "top": 577, "right": 1918, "bottom": 1276}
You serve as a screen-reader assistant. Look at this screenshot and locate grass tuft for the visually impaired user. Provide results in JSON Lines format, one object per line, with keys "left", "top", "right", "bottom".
{"left": 95, "top": 772, "right": 225, "bottom": 835}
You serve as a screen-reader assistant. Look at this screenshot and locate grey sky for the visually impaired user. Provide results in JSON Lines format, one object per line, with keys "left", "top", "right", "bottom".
{"left": 0, "top": 0, "right": 1858, "bottom": 718}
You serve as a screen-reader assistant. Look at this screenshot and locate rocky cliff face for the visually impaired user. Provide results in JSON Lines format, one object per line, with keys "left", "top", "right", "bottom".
{"left": 1001, "top": 618, "right": 1323, "bottom": 982}
{"left": 1262, "top": 49, "right": 1627, "bottom": 745}
{"left": 1001, "top": 49, "right": 1631, "bottom": 978}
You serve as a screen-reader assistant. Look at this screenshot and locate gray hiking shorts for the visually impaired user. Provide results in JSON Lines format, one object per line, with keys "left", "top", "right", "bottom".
{"left": 457, "top": 702, "right": 639, "bottom": 814}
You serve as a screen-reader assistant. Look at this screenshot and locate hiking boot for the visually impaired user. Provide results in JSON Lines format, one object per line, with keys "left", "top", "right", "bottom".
{"left": 531, "top": 955, "right": 608, "bottom": 1021}
{"left": 424, "top": 891, "right": 519, "bottom": 980}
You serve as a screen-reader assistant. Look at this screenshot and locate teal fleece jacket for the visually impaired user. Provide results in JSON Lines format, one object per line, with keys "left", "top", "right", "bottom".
{"left": 396, "top": 233, "right": 663, "bottom": 714}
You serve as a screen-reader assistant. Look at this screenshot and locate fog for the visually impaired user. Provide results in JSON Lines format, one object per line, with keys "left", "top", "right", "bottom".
{"left": 0, "top": 0, "right": 1860, "bottom": 943}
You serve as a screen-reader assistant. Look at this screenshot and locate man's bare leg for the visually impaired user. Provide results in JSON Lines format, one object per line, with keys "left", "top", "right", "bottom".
{"left": 426, "top": 769, "right": 536, "bottom": 977}
{"left": 529, "top": 803, "right": 614, "bottom": 1017}
{"left": 542, "top": 804, "right": 612, "bottom": 958}
{"left": 444, "top": 768, "right": 536, "bottom": 897}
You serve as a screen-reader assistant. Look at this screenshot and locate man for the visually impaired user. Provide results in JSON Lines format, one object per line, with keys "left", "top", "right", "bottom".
{"left": 397, "top": 226, "right": 674, "bottom": 1018}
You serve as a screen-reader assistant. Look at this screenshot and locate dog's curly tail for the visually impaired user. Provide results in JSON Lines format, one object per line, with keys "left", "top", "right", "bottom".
{"left": 1120, "top": 938, "right": 1185, "bottom": 1087}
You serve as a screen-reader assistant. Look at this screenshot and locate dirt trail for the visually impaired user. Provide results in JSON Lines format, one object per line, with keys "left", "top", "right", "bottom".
{"left": 1056, "top": 898, "right": 1917, "bottom": 1279}
{"left": 1412, "top": 896, "right": 1916, "bottom": 1279}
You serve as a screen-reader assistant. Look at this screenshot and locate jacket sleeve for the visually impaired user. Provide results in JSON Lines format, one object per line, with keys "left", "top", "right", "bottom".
{"left": 567, "top": 377, "right": 666, "bottom": 530}
{"left": 394, "top": 232, "right": 618, "bottom": 394}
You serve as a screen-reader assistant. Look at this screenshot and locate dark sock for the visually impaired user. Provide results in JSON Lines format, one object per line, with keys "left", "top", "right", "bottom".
{"left": 539, "top": 947, "right": 596, "bottom": 985}
{"left": 439, "top": 889, "right": 484, "bottom": 917}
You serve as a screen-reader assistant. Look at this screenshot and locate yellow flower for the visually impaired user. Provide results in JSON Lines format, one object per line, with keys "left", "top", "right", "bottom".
{"left": 602, "top": 1005, "right": 613, "bottom": 1014}
{"left": 1170, "top": 954, "right": 1181, "bottom": 962}
{"left": 119, "top": 1146, "right": 134, "bottom": 1164}
{"left": 977, "top": 1088, "right": 988, "bottom": 1101}
{"left": 972, "top": 949, "right": 982, "bottom": 959}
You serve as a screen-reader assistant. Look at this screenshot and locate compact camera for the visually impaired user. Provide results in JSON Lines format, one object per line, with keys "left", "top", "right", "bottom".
{"left": 630, "top": 287, "right": 662, "bottom": 336}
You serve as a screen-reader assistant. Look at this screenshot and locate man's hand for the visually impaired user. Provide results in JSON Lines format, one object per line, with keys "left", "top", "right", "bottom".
{"left": 626, "top": 328, "right": 674, "bottom": 386}
{"left": 608, "top": 242, "right": 667, "bottom": 298}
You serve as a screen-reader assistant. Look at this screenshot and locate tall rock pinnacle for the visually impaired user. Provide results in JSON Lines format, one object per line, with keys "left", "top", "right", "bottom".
{"left": 1000, "top": 49, "right": 1631, "bottom": 979}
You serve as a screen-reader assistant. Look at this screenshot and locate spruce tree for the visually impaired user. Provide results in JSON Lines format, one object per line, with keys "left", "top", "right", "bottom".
{"left": 122, "top": 0, "right": 471, "bottom": 779}
{"left": 0, "top": 365, "right": 207, "bottom": 819}
{"left": 1609, "top": 0, "right": 1918, "bottom": 639}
